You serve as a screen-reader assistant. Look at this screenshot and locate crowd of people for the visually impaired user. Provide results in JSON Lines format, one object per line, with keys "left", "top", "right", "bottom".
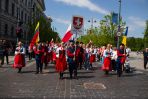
{"left": 0, "top": 40, "right": 148, "bottom": 79}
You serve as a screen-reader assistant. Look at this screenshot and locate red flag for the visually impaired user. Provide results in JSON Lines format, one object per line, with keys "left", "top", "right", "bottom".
{"left": 29, "top": 22, "right": 40, "bottom": 49}
{"left": 62, "top": 24, "right": 73, "bottom": 43}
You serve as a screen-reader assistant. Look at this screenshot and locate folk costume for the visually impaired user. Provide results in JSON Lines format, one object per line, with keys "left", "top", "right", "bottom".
{"left": 34, "top": 44, "right": 43, "bottom": 74}
{"left": 102, "top": 49, "right": 112, "bottom": 75}
{"left": 116, "top": 45, "right": 126, "bottom": 77}
{"left": 89, "top": 47, "right": 95, "bottom": 69}
{"left": 13, "top": 44, "right": 25, "bottom": 73}
{"left": 56, "top": 46, "right": 67, "bottom": 79}
{"left": 41, "top": 44, "right": 48, "bottom": 69}
{"left": 75, "top": 45, "right": 84, "bottom": 69}
{"left": 67, "top": 45, "right": 77, "bottom": 79}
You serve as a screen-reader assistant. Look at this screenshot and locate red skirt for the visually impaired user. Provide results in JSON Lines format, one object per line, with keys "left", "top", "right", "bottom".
{"left": 102, "top": 57, "right": 111, "bottom": 71}
{"left": 121, "top": 56, "right": 126, "bottom": 64}
{"left": 90, "top": 54, "right": 95, "bottom": 63}
{"left": 56, "top": 57, "right": 67, "bottom": 72}
{"left": 48, "top": 51, "right": 53, "bottom": 62}
{"left": 13, "top": 54, "right": 25, "bottom": 68}
{"left": 53, "top": 52, "right": 56, "bottom": 61}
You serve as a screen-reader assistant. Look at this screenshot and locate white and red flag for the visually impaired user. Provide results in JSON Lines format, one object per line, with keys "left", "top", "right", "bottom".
{"left": 62, "top": 24, "right": 73, "bottom": 43}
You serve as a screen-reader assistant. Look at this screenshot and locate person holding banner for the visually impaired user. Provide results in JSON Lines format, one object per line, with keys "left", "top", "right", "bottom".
{"left": 34, "top": 42, "right": 43, "bottom": 74}
{"left": 116, "top": 44, "right": 126, "bottom": 77}
{"left": 67, "top": 41, "right": 77, "bottom": 79}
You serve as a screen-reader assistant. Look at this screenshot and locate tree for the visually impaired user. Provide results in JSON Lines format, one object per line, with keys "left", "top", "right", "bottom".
{"left": 28, "top": 16, "right": 61, "bottom": 43}
{"left": 144, "top": 20, "right": 148, "bottom": 48}
{"left": 127, "top": 37, "right": 144, "bottom": 51}
{"left": 81, "top": 14, "right": 126, "bottom": 47}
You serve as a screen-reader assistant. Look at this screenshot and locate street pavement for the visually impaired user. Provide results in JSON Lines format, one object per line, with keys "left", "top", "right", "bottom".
{"left": 0, "top": 53, "right": 148, "bottom": 99}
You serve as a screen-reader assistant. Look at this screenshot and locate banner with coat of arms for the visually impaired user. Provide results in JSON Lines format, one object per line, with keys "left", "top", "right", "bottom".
{"left": 71, "top": 16, "right": 84, "bottom": 35}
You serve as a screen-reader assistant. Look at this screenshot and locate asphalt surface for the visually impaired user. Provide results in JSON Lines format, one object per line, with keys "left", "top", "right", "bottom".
{"left": 0, "top": 55, "right": 148, "bottom": 99}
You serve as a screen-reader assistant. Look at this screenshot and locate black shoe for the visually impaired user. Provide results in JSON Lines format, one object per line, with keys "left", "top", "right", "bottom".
{"left": 70, "top": 76, "right": 73, "bottom": 79}
{"left": 35, "top": 72, "right": 39, "bottom": 74}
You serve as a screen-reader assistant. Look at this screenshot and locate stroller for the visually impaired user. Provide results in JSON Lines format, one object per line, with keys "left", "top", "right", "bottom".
{"left": 124, "top": 57, "right": 131, "bottom": 73}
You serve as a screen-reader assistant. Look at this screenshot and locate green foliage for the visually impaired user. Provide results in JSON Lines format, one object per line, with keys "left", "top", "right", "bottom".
{"left": 144, "top": 20, "right": 148, "bottom": 48}
{"left": 127, "top": 37, "right": 144, "bottom": 51}
{"left": 28, "top": 16, "right": 61, "bottom": 43}
{"left": 81, "top": 14, "right": 125, "bottom": 47}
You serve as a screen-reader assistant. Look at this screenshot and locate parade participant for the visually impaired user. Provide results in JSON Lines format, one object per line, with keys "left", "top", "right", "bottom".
{"left": 67, "top": 41, "right": 77, "bottom": 79}
{"left": 116, "top": 44, "right": 126, "bottom": 77}
{"left": 79, "top": 42, "right": 84, "bottom": 69}
{"left": 75, "top": 41, "right": 80, "bottom": 69}
{"left": 143, "top": 48, "right": 148, "bottom": 69}
{"left": 34, "top": 42, "right": 43, "bottom": 74}
{"left": 102, "top": 44, "right": 112, "bottom": 75}
{"left": 28, "top": 45, "right": 33, "bottom": 60}
{"left": 100, "top": 46, "right": 106, "bottom": 64}
{"left": 111, "top": 47, "right": 118, "bottom": 71}
{"left": 13, "top": 41, "right": 25, "bottom": 73}
{"left": 89, "top": 46, "right": 96, "bottom": 69}
{"left": 84, "top": 44, "right": 91, "bottom": 70}
{"left": 1, "top": 41, "right": 10, "bottom": 65}
{"left": 75, "top": 41, "right": 84, "bottom": 70}
{"left": 41, "top": 43, "right": 48, "bottom": 69}
{"left": 55, "top": 43, "right": 67, "bottom": 79}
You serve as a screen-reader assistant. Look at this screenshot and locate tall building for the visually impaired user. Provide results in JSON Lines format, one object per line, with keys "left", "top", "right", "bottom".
{"left": 0, "top": 0, "right": 50, "bottom": 45}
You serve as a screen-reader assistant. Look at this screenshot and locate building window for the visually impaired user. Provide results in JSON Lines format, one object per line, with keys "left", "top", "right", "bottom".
{"left": 11, "top": 26, "right": 14, "bottom": 36}
{"left": 25, "top": 0, "right": 27, "bottom": 6}
{"left": 12, "top": 3, "right": 15, "bottom": 17}
{"left": 25, "top": 13, "right": 27, "bottom": 24}
{"left": 5, "top": 0, "right": 9, "bottom": 13}
{"left": 0, "top": 0, "right": 2, "bottom": 10}
{"left": 28, "top": 16, "right": 30, "bottom": 24}
{"left": 4, "top": 24, "right": 8, "bottom": 35}
{"left": 21, "top": 11, "right": 23, "bottom": 22}
{"left": 17, "top": 8, "right": 20, "bottom": 19}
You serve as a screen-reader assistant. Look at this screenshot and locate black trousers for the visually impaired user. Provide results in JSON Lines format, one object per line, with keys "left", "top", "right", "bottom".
{"left": 144, "top": 58, "right": 148, "bottom": 69}
{"left": 111, "top": 60, "right": 116, "bottom": 71}
{"left": 28, "top": 52, "right": 33, "bottom": 60}
{"left": 69, "top": 62, "right": 77, "bottom": 78}
{"left": 1, "top": 54, "right": 9, "bottom": 64}
{"left": 36, "top": 59, "right": 43, "bottom": 73}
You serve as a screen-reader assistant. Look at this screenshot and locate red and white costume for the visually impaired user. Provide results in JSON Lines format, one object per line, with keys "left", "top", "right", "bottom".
{"left": 13, "top": 46, "right": 25, "bottom": 68}
{"left": 55, "top": 46, "right": 67, "bottom": 72}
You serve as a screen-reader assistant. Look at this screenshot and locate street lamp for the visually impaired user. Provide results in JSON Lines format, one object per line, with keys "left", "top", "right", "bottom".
{"left": 88, "top": 18, "right": 97, "bottom": 34}
{"left": 117, "top": 0, "right": 122, "bottom": 49}
{"left": 88, "top": 18, "right": 97, "bottom": 29}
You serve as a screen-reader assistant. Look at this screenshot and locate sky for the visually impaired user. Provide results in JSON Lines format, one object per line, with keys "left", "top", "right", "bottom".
{"left": 44, "top": 0, "right": 148, "bottom": 38}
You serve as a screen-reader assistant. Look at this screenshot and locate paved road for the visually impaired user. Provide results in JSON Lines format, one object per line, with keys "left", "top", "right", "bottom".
{"left": 0, "top": 55, "right": 148, "bottom": 99}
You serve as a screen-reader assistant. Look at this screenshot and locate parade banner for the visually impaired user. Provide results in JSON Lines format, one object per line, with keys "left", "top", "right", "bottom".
{"left": 124, "top": 26, "right": 128, "bottom": 36}
{"left": 71, "top": 16, "right": 84, "bottom": 35}
{"left": 62, "top": 24, "right": 73, "bottom": 43}
{"left": 29, "top": 22, "right": 40, "bottom": 48}
{"left": 122, "top": 36, "right": 127, "bottom": 46}
{"left": 112, "top": 12, "right": 118, "bottom": 24}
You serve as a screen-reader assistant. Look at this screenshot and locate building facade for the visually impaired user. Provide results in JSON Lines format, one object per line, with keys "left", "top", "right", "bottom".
{"left": 0, "top": 0, "right": 48, "bottom": 44}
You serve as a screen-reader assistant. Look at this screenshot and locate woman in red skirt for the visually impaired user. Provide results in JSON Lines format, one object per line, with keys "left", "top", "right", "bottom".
{"left": 89, "top": 46, "right": 95, "bottom": 69}
{"left": 13, "top": 41, "right": 25, "bottom": 73}
{"left": 102, "top": 44, "right": 112, "bottom": 75}
{"left": 55, "top": 43, "right": 67, "bottom": 79}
